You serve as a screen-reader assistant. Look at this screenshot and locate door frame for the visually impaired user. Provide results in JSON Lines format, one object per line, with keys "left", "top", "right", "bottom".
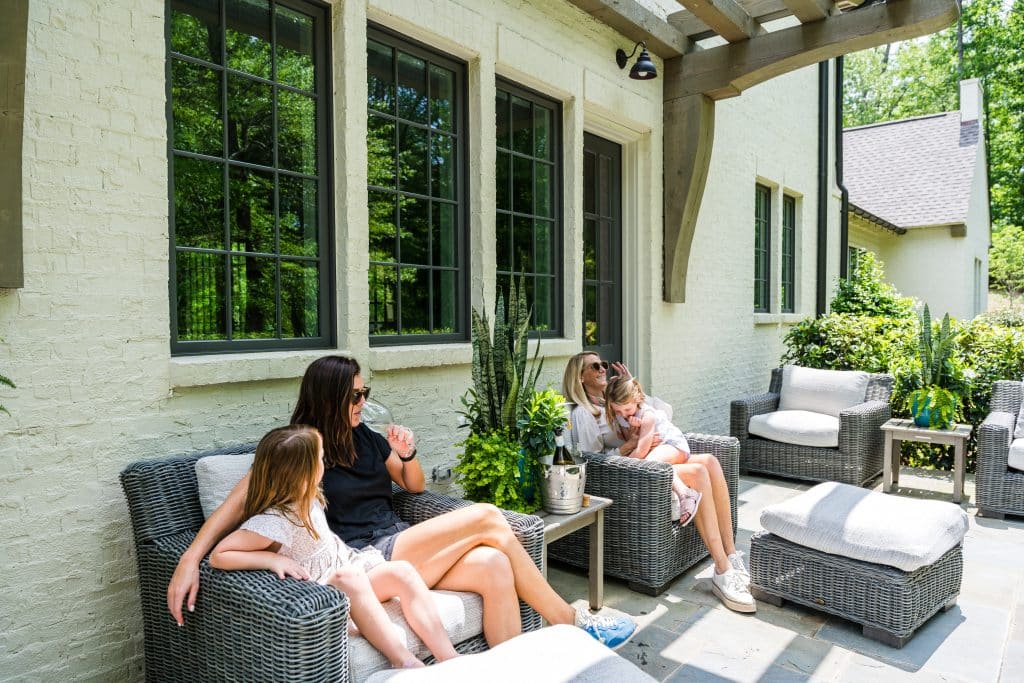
{"left": 582, "top": 116, "right": 645, "bottom": 377}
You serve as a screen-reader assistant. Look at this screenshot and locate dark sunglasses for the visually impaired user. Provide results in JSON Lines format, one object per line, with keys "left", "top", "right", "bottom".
{"left": 352, "top": 387, "right": 371, "bottom": 403}
{"left": 585, "top": 361, "right": 609, "bottom": 372}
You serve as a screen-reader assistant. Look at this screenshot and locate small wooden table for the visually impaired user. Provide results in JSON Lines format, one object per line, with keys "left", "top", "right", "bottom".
{"left": 880, "top": 418, "right": 973, "bottom": 504}
{"left": 537, "top": 494, "right": 612, "bottom": 610}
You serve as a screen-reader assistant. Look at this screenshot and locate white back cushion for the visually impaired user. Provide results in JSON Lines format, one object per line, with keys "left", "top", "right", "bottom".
{"left": 194, "top": 452, "right": 254, "bottom": 518}
{"left": 777, "top": 365, "right": 870, "bottom": 418}
{"left": 1015, "top": 380, "right": 1024, "bottom": 439}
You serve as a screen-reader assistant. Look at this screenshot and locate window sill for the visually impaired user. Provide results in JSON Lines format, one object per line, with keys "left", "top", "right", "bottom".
{"left": 754, "top": 313, "right": 805, "bottom": 326}
{"left": 169, "top": 349, "right": 335, "bottom": 389}
{"left": 368, "top": 337, "right": 581, "bottom": 372}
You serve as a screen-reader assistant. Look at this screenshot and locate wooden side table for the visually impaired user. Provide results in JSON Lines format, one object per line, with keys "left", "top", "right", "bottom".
{"left": 880, "top": 418, "right": 973, "bottom": 504}
{"left": 537, "top": 494, "right": 612, "bottom": 610}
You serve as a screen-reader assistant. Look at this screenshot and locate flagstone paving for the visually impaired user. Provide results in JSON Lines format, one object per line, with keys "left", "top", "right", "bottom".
{"left": 547, "top": 469, "right": 1024, "bottom": 682}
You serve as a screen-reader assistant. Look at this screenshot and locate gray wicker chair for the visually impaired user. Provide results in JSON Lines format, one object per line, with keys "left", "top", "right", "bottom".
{"left": 547, "top": 433, "right": 739, "bottom": 596}
{"left": 120, "top": 445, "right": 544, "bottom": 683}
{"left": 730, "top": 367, "right": 893, "bottom": 486}
{"left": 976, "top": 380, "right": 1024, "bottom": 519}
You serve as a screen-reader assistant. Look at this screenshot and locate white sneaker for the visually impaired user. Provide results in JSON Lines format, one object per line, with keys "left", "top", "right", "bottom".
{"left": 728, "top": 551, "right": 750, "bottom": 585}
{"left": 711, "top": 568, "right": 756, "bottom": 613}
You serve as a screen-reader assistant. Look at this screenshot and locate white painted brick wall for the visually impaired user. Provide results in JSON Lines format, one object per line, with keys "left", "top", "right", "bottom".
{"left": 0, "top": 0, "right": 840, "bottom": 680}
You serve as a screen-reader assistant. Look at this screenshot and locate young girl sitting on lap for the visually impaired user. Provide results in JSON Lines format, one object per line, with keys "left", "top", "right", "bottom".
{"left": 210, "top": 425, "right": 459, "bottom": 669}
{"left": 604, "top": 375, "right": 702, "bottom": 525}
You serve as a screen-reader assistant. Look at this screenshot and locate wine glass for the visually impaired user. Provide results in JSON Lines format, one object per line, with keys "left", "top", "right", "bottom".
{"left": 361, "top": 399, "right": 395, "bottom": 436}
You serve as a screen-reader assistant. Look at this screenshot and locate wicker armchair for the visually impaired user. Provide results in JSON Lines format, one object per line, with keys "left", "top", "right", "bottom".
{"left": 976, "top": 380, "right": 1024, "bottom": 519}
{"left": 730, "top": 367, "right": 893, "bottom": 486}
{"left": 120, "top": 445, "right": 543, "bottom": 683}
{"left": 547, "top": 434, "right": 739, "bottom": 596}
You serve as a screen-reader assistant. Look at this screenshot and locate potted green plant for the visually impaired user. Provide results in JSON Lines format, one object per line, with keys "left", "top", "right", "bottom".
{"left": 456, "top": 276, "right": 548, "bottom": 513}
{"left": 906, "top": 304, "right": 958, "bottom": 429}
{"left": 516, "top": 388, "right": 569, "bottom": 501}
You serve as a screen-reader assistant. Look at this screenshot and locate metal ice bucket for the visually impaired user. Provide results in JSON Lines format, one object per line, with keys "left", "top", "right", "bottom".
{"left": 539, "top": 461, "right": 587, "bottom": 514}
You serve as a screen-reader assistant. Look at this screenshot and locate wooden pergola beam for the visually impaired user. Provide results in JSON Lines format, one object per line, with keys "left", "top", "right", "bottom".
{"left": 674, "top": 0, "right": 762, "bottom": 42}
{"left": 669, "top": 0, "right": 959, "bottom": 100}
{"left": 781, "top": 0, "right": 836, "bottom": 22}
{"left": 668, "top": 0, "right": 790, "bottom": 40}
{"left": 564, "top": 0, "right": 691, "bottom": 57}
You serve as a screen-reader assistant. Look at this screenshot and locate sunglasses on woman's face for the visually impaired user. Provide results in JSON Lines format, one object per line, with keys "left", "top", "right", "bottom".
{"left": 352, "top": 387, "right": 371, "bottom": 403}
{"left": 585, "top": 361, "right": 609, "bottom": 373}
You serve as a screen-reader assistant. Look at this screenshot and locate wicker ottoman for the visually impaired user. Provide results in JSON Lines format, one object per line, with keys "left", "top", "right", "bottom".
{"left": 749, "top": 482, "right": 969, "bottom": 648}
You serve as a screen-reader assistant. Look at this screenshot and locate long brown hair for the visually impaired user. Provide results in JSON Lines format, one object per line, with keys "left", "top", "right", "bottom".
{"left": 245, "top": 425, "right": 326, "bottom": 540}
{"left": 291, "top": 355, "right": 361, "bottom": 468}
{"left": 604, "top": 375, "right": 645, "bottom": 439}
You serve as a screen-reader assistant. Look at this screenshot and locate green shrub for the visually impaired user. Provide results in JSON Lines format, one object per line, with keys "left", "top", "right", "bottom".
{"left": 455, "top": 430, "right": 536, "bottom": 513}
{"left": 781, "top": 314, "right": 916, "bottom": 372}
{"left": 829, "top": 251, "right": 915, "bottom": 318}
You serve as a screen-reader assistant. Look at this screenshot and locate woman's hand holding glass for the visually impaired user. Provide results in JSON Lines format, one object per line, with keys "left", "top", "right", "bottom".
{"left": 387, "top": 424, "right": 416, "bottom": 460}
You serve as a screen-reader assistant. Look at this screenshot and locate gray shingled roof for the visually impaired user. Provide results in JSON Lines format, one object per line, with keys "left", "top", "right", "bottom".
{"left": 843, "top": 112, "right": 980, "bottom": 229}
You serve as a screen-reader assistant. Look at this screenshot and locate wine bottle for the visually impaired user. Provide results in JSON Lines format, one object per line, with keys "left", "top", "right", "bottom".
{"left": 551, "top": 426, "right": 575, "bottom": 465}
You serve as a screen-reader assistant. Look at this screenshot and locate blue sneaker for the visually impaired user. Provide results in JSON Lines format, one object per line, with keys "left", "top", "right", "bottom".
{"left": 575, "top": 608, "right": 636, "bottom": 648}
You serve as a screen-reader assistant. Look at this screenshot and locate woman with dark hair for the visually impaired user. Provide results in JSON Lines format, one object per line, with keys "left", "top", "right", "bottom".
{"left": 167, "top": 355, "right": 636, "bottom": 648}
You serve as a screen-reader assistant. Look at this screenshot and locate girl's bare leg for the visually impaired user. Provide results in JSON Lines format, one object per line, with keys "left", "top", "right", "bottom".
{"left": 368, "top": 561, "right": 459, "bottom": 662}
{"left": 645, "top": 445, "right": 692, "bottom": 499}
{"left": 327, "top": 567, "right": 422, "bottom": 668}
{"left": 673, "top": 462, "right": 731, "bottom": 573}
{"left": 390, "top": 504, "right": 577, "bottom": 630}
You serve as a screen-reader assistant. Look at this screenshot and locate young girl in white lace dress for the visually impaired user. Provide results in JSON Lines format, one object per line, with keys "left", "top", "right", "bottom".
{"left": 604, "top": 376, "right": 702, "bottom": 525}
{"left": 210, "top": 425, "right": 458, "bottom": 669}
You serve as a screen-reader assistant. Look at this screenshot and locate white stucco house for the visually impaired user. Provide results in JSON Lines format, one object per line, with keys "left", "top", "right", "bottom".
{"left": 0, "top": 0, "right": 958, "bottom": 679}
{"left": 844, "top": 79, "right": 991, "bottom": 320}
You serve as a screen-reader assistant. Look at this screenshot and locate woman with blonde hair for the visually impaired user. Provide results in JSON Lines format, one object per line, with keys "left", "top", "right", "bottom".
{"left": 562, "top": 351, "right": 755, "bottom": 613}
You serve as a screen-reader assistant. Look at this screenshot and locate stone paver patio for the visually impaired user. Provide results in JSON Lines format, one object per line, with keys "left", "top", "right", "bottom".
{"left": 548, "top": 469, "right": 1024, "bottom": 682}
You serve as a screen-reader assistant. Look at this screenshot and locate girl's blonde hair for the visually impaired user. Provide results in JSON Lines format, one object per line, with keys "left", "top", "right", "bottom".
{"left": 245, "top": 425, "right": 327, "bottom": 540}
{"left": 562, "top": 351, "right": 603, "bottom": 417}
{"left": 604, "top": 375, "right": 645, "bottom": 439}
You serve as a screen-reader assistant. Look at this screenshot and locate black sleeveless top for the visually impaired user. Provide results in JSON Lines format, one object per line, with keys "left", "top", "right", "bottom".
{"left": 321, "top": 424, "right": 407, "bottom": 548}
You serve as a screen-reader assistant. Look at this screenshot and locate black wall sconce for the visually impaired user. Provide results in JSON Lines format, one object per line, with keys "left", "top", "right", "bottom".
{"left": 616, "top": 41, "right": 657, "bottom": 80}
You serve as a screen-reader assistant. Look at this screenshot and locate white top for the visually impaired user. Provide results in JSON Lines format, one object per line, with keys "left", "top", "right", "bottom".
{"left": 570, "top": 396, "right": 673, "bottom": 455}
{"left": 241, "top": 501, "right": 385, "bottom": 583}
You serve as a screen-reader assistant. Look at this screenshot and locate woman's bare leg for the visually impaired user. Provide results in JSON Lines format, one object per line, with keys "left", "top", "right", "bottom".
{"left": 390, "top": 504, "right": 576, "bottom": 628}
{"left": 327, "top": 567, "right": 422, "bottom": 668}
{"left": 673, "top": 462, "right": 731, "bottom": 573}
{"left": 432, "top": 547, "right": 521, "bottom": 646}
{"left": 687, "top": 453, "right": 737, "bottom": 556}
{"left": 367, "top": 561, "right": 459, "bottom": 662}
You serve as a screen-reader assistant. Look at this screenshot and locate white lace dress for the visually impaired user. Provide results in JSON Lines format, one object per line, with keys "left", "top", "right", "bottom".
{"left": 241, "top": 501, "right": 386, "bottom": 583}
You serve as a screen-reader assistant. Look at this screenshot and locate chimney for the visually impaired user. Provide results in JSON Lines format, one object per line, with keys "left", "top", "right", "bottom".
{"left": 959, "top": 78, "right": 983, "bottom": 125}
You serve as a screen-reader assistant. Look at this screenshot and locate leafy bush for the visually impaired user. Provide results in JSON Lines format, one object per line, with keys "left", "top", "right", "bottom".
{"left": 829, "top": 251, "right": 915, "bottom": 318}
{"left": 455, "top": 430, "right": 536, "bottom": 513}
{"left": 781, "top": 314, "right": 916, "bottom": 372}
{"left": 977, "top": 306, "right": 1024, "bottom": 328}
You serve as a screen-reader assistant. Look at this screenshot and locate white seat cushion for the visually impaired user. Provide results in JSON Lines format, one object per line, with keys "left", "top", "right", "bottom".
{"left": 760, "top": 482, "right": 969, "bottom": 572}
{"left": 778, "top": 365, "right": 870, "bottom": 418}
{"left": 363, "top": 624, "right": 655, "bottom": 682}
{"left": 748, "top": 410, "right": 840, "bottom": 448}
{"left": 351, "top": 590, "right": 484, "bottom": 679}
{"left": 1015, "top": 380, "right": 1024, "bottom": 439}
{"left": 195, "top": 452, "right": 254, "bottom": 517}
{"left": 1008, "top": 438, "right": 1024, "bottom": 472}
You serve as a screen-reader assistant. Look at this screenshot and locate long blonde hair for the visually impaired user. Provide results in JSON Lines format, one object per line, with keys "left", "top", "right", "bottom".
{"left": 245, "top": 425, "right": 327, "bottom": 540}
{"left": 603, "top": 375, "right": 645, "bottom": 439}
{"left": 562, "top": 352, "right": 602, "bottom": 417}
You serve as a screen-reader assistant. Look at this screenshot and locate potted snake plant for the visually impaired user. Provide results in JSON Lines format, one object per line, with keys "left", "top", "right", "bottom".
{"left": 905, "top": 304, "right": 959, "bottom": 429}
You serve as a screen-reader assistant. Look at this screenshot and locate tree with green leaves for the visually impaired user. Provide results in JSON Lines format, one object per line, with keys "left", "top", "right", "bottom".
{"left": 989, "top": 224, "right": 1024, "bottom": 302}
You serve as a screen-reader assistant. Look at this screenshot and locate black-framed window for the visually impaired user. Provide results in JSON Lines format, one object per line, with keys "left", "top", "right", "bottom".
{"left": 167, "top": 0, "right": 333, "bottom": 354}
{"left": 754, "top": 184, "right": 771, "bottom": 312}
{"left": 781, "top": 194, "right": 796, "bottom": 313}
{"left": 495, "top": 80, "right": 561, "bottom": 334}
{"left": 366, "top": 26, "right": 466, "bottom": 342}
{"left": 847, "top": 245, "right": 865, "bottom": 280}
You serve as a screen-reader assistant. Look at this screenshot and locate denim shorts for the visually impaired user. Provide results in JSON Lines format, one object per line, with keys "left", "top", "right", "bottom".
{"left": 366, "top": 521, "right": 411, "bottom": 560}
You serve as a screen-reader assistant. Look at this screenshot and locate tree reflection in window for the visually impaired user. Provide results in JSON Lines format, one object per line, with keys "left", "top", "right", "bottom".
{"left": 495, "top": 81, "right": 560, "bottom": 334}
{"left": 367, "top": 29, "right": 463, "bottom": 340}
{"left": 169, "top": 0, "right": 329, "bottom": 351}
